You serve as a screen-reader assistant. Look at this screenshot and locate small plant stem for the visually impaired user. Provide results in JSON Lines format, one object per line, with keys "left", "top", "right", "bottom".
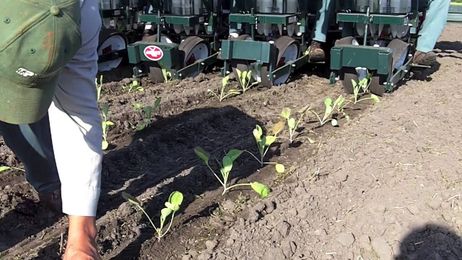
{"left": 134, "top": 204, "right": 158, "bottom": 233}
{"left": 226, "top": 183, "right": 252, "bottom": 192}
{"left": 158, "top": 212, "right": 176, "bottom": 240}
{"left": 205, "top": 164, "right": 225, "bottom": 186}
{"left": 243, "top": 150, "right": 264, "bottom": 166}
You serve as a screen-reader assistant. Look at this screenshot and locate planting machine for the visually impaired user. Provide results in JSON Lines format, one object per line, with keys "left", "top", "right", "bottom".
{"left": 330, "top": 0, "right": 462, "bottom": 95}
{"left": 219, "top": 0, "right": 323, "bottom": 87}
{"left": 98, "top": 0, "right": 146, "bottom": 72}
{"left": 126, "top": 0, "right": 229, "bottom": 82}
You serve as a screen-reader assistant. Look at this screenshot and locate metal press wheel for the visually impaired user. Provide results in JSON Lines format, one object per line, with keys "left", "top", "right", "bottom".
{"left": 387, "top": 38, "right": 410, "bottom": 70}
{"left": 142, "top": 34, "right": 173, "bottom": 83}
{"left": 178, "top": 36, "right": 209, "bottom": 77}
{"left": 260, "top": 36, "right": 299, "bottom": 87}
{"left": 97, "top": 29, "right": 127, "bottom": 72}
{"left": 230, "top": 34, "right": 253, "bottom": 88}
{"left": 334, "top": 36, "right": 361, "bottom": 94}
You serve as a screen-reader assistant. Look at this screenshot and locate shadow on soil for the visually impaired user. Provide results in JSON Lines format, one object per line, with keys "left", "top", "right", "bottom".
{"left": 395, "top": 223, "right": 462, "bottom": 260}
{"left": 35, "top": 105, "right": 269, "bottom": 259}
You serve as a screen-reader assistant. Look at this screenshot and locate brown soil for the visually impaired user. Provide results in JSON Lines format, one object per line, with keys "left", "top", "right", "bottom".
{"left": 0, "top": 23, "right": 461, "bottom": 260}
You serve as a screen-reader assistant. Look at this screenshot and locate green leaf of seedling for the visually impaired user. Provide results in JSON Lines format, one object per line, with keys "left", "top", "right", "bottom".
{"left": 370, "top": 94, "right": 380, "bottom": 103}
{"left": 194, "top": 147, "right": 210, "bottom": 164}
{"left": 221, "top": 155, "right": 234, "bottom": 181}
{"left": 275, "top": 164, "right": 285, "bottom": 174}
{"left": 222, "top": 75, "right": 230, "bottom": 87}
{"left": 122, "top": 192, "right": 141, "bottom": 206}
{"left": 281, "top": 107, "right": 291, "bottom": 119}
{"left": 102, "top": 140, "right": 109, "bottom": 150}
{"left": 160, "top": 207, "right": 173, "bottom": 227}
{"left": 165, "top": 202, "right": 179, "bottom": 212}
{"left": 264, "top": 135, "right": 277, "bottom": 146}
{"left": 323, "top": 97, "right": 333, "bottom": 122}
{"left": 253, "top": 125, "right": 263, "bottom": 142}
{"left": 168, "top": 191, "right": 184, "bottom": 211}
{"left": 225, "top": 149, "right": 243, "bottom": 162}
{"left": 287, "top": 118, "right": 296, "bottom": 130}
{"left": 246, "top": 70, "right": 252, "bottom": 81}
{"left": 251, "top": 182, "right": 270, "bottom": 198}
{"left": 334, "top": 95, "right": 345, "bottom": 108}
{"left": 236, "top": 69, "right": 242, "bottom": 79}
{"left": 324, "top": 97, "right": 333, "bottom": 108}
{"left": 153, "top": 97, "right": 161, "bottom": 110}
{"left": 0, "top": 166, "right": 11, "bottom": 173}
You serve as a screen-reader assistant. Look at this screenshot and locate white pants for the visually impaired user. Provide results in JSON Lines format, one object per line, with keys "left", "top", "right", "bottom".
{"left": 49, "top": 0, "right": 102, "bottom": 216}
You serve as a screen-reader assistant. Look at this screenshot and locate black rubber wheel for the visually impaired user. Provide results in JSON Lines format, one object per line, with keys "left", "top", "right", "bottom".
{"left": 178, "top": 36, "right": 209, "bottom": 77}
{"left": 369, "top": 75, "right": 386, "bottom": 96}
{"left": 97, "top": 29, "right": 127, "bottom": 72}
{"left": 260, "top": 36, "right": 299, "bottom": 87}
{"left": 148, "top": 66, "right": 164, "bottom": 83}
{"left": 387, "top": 38, "right": 410, "bottom": 70}
{"left": 342, "top": 72, "right": 358, "bottom": 94}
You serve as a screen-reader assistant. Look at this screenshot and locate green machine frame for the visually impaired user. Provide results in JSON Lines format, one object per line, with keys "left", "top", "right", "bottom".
{"left": 330, "top": 2, "right": 423, "bottom": 94}
{"left": 219, "top": 0, "right": 318, "bottom": 87}
{"left": 330, "top": 1, "right": 462, "bottom": 94}
{"left": 127, "top": 1, "right": 223, "bottom": 81}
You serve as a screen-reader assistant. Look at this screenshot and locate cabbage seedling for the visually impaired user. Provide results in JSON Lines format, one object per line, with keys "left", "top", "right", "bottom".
{"left": 100, "top": 103, "right": 114, "bottom": 150}
{"left": 122, "top": 80, "right": 144, "bottom": 93}
{"left": 243, "top": 125, "right": 285, "bottom": 174}
{"left": 95, "top": 75, "right": 103, "bottom": 102}
{"left": 308, "top": 96, "right": 347, "bottom": 126}
{"left": 236, "top": 69, "right": 259, "bottom": 93}
{"left": 136, "top": 97, "right": 161, "bottom": 131}
{"left": 351, "top": 78, "right": 380, "bottom": 104}
{"left": 194, "top": 147, "right": 270, "bottom": 198}
{"left": 208, "top": 75, "right": 240, "bottom": 102}
{"left": 280, "top": 105, "right": 309, "bottom": 144}
{"left": 162, "top": 68, "right": 173, "bottom": 82}
{"left": 122, "top": 191, "right": 183, "bottom": 240}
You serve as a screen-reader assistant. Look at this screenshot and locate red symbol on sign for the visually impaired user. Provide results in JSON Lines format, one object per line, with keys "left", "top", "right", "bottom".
{"left": 144, "top": 45, "right": 164, "bottom": 61}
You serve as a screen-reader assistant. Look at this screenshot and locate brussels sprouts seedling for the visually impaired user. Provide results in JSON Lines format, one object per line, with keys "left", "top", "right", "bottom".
{"left": 122, "top": 80, "right": 144, "bottom": 93}
{"left": 208, "top": 75, "right": 240, "bottom": 102}
{"left": 280, "top": 105, "right": 310, "bottom": 144}
{"left": 100, "top": 103, "right": 114, "bottom": 150}
{"left": 351, "top": 78, "right": 380, "bottom": 105}
{"left": 194, "top": 147, "right": 270, "bottom": 198}
{"left": 308, "top": 96, "right": 347, "bottom": 126}
{"left": 122, "top": 191, "right": 183, "bottom": 240}
{"left": 162, "top": 68, "right": 173, "bottom": 82}
{"left": 135, "top": 97, "right": 161, "bottom": 131}
{"left": 241, "top": 125, "right": 286, "bottom": 175}
{"left": 236, "top": 69, "right": 259, "bottom": 93}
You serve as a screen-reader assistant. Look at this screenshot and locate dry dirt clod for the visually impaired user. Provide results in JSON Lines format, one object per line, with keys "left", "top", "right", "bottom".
{"left": 336, "top": 232, "right": 355, "bottom": 247}
{"left": 263, "top": 247, "right": 286, "bottom": 260}
{"left": 371, "top": 237, "right": 393, "bottom": 260}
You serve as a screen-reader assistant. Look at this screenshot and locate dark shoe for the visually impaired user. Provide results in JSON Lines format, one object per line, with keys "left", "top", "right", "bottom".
{"left": 38, "top": 190, "right": 62, "bottom": 213}
{"left": 308, "top": 41, "right": 326, "bottom": 62}
{"left": 413, "top": 51, "right": 437, "bottom": 66}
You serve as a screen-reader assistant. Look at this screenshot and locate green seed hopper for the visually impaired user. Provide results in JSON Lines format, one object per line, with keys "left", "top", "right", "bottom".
{"left": 219, "top": 0, "right": 326, "bottom": 87}
{"left": 126, "top": 0, "right": 228, "bottom": 82}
